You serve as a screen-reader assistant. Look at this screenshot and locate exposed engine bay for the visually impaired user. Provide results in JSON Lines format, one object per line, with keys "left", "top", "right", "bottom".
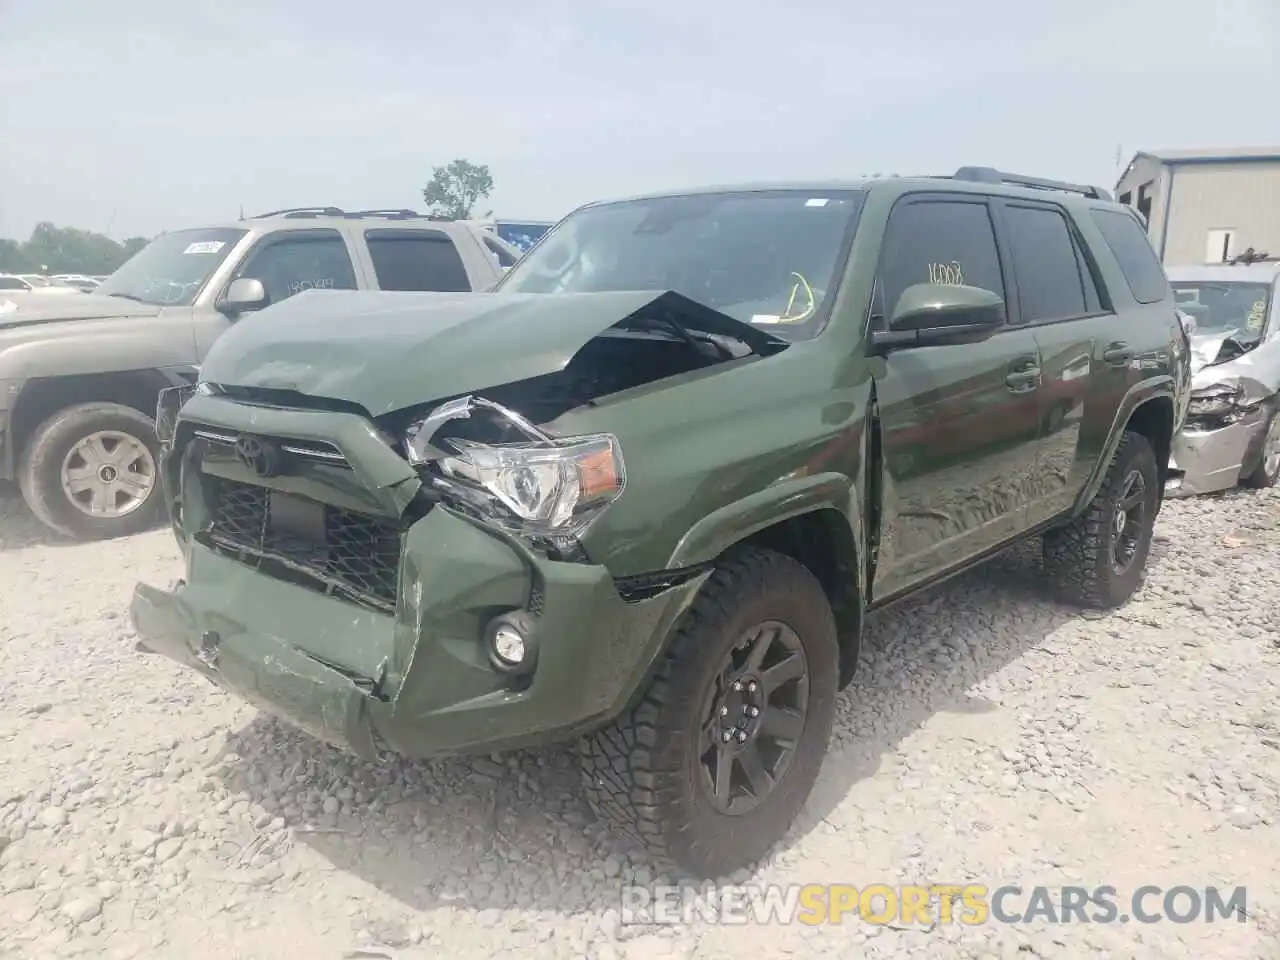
{"left": 386, "top": 297, "right": 788, "bottom": 450}
{"left": 385, "top": 298, "right": 790, "bottom": 554}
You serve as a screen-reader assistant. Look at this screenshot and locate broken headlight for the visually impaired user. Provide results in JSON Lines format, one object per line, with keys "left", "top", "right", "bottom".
{"left": 436, "top": 435, "right": 625, "bottom": 537}
{"left": 1187, "top": 382, "right": 1243, "bottom": 418}
{"left": 403, "top": 396, "right": 626, "bottom": 539}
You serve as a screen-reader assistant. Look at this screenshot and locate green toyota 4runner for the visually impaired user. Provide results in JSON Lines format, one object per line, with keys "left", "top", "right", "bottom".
{"left": 131, "top": 168, "right": 1190, "bottom": 878}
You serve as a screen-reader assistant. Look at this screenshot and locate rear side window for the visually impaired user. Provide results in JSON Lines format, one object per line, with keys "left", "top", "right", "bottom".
{"left": 1003, "top": 205, "right": 1089, "bottom": 322}
{"left": 365, "top": 230, "right": 471, "bottom": 292}
{"left": 1090, "top": 209, "right": 1169, "bottom": 304}
{"left": 0, "top": 277, "right": 28, "bottom": 290}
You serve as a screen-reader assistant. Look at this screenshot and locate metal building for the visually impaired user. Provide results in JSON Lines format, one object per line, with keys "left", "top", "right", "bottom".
{"left": 1114, "top": 147, "right": 1280, "bottom": 266}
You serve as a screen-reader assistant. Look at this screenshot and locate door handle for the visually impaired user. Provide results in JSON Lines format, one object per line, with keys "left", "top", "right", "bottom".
{"left": 1005, "top": 364, "right": 1042, "bottom": 392}
{"left": 1103, "top": 342, "right": 1134, "bottom": 367}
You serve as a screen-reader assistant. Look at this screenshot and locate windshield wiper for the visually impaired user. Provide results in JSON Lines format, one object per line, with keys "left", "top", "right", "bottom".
{"left": 627, "top": 314, "right": 738, "bottom": 360}
{"left": 104, "top": 292, "right": 147, "bottom": 303}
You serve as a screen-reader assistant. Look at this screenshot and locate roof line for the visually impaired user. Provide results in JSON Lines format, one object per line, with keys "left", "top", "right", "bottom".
{"left": 1133, "top": 150, "right": 1280, "bottom": 167}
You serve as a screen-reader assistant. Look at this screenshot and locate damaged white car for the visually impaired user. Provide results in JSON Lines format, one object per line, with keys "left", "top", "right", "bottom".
{"left": 1166, "top": 253, "right": 1280, "bottom": 496}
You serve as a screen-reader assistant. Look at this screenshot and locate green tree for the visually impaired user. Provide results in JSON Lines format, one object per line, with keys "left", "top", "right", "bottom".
{"left": 0, "top": 224, "right": 151, "bottom": 275}
{"left": 421, "top": 159, "right": 494, "bottom": 220}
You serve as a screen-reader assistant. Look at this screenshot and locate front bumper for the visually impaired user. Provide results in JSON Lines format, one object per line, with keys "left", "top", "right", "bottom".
{"left": 130, "top": 395, "right": 706, "bottom": 761}
{"left": 1165, "top": 405, "right": 1268, "bottom": 497}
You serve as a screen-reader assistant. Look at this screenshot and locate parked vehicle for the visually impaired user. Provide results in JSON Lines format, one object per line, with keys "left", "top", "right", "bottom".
{"left": 1165, "top": 251, "right": 1280, "bottom": 496}
{"left": 52, "top": 274, "right": 101, "bottom": 292}
{"left": 131, "top": 169, "right": 1189, "bottom": 878}
{"left": 0, "top": 208, "right": 518, "bottom": 540}
{"left": 0, "top": 274, "right": 85, "bottom": 296}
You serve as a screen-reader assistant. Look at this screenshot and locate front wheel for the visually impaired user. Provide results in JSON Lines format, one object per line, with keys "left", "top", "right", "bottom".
{"left": 17, "top": 402, "right": 166, "bottom": 541}
{"left": 1239, "top": 406, "right": 1280, "bottom": 489}
{"left": 579, "top": 547, "right": 839, "bottom": 878}
{"left": 1042, "top": 429, "right": 1159, "bottom": 609}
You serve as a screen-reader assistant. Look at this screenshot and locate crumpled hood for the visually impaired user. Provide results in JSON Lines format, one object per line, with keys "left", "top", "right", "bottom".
{"left": 198, "top": 288, "right": 786, "bottom": 415}
{"left": 1189, "top": 331, "right": 1236, "bottom": 375}
{"left": 1187, "top": 328, "right": 1280, "bottom": 401}
{"left": 0, "top": 293, "right": 163, "bottom": 329}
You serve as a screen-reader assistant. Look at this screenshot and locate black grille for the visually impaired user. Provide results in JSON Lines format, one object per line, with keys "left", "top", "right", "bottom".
{"left": 207, "top": 479, "right": 401, "bottom": 611}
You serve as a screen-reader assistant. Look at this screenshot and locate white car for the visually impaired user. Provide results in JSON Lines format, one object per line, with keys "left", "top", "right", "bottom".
{"left": 0, "top": 274, "right": 85, "bottom": 296}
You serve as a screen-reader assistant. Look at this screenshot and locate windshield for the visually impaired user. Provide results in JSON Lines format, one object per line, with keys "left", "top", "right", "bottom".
{"left": 1172, "top": 280, "right": 1273, "bottom": 339}
{"left": 96, "top": 227, "right": 247, "bottom": 306}
{"left": 497, "top": 189, "right": 865, "bottom": 340}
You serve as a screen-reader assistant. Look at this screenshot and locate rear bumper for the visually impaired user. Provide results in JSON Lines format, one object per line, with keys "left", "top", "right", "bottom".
{"left": 1165, "top": 406, "right": 1268, "bottom": 497}
{"left": 130, "top": 504, "right": 705, "bottom": 761}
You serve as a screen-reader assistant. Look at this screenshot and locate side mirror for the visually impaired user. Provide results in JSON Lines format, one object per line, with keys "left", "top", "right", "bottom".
{"left": 219, "top": 277, "right": 268, "bottom": 314}
{"left": 872, "top": 283, "right": 1005, "bottom": 352}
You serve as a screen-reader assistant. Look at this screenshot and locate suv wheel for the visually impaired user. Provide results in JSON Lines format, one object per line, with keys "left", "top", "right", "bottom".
{"left": 579, "top": 547, "right": 839, "bottom": 878}
{"left": 18, "top": 402, "right": 165, "bottom": 541}
{"left": 1239, "top": 405, "right": 1280, "bottom": 489}
{"left": 1042, "top": 429, "right": 1159, "bottom": 609}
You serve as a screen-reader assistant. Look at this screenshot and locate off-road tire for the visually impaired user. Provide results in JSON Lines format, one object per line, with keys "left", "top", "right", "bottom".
{"left": 1239, "top": 405, "right": 1280, "bottom": 489}
{"left": 1042, "top": 429, "right": 1159, "bottom": 609}
{"left": 17, "top": 402, "right": 165, "bottom": 541}
{"left": 578, "top": 547, "right": 839, "bottom": 878}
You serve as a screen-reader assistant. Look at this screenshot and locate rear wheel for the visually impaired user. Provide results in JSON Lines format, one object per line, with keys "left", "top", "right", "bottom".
{"left": 17, "top": 402, "right": 165, "bottom": 540}
{"left": 1239, "top": 405, "right": 1280, "bottom": 489}
{"left": 1042, "top": 430, "right": 1159, "bottom": 609}
{"left": 578, "top": 548, "right": 839, "bottom": 878}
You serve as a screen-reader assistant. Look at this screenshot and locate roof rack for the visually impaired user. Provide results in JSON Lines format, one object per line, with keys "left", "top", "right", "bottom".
{"left": 1227, "top": 248, "right": 1277, "bottom": 265}
{"left": 249, "top": 206, "right": 453, "bottom": 221}
{"left": 951, "top": 167, "right": 1113, "bottom": 202}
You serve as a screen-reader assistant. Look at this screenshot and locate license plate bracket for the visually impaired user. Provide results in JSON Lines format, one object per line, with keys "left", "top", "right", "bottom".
{"left": 268, "top": 491, "right": 326, "bottom": 544}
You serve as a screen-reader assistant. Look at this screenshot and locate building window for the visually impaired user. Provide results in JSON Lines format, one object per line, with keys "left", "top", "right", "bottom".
{"left": 1118, "top": 191, "right": 1132, "bottom": 206}
{"left": 1136, "top": 183, "right": 1153, "bottom": 231}
{"left": 1205, "top": 229, "right": 1237, "bottom": 264}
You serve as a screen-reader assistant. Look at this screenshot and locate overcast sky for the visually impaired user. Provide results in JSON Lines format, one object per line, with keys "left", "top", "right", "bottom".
{"left": 0, "top": 0, "right": 1275, "bottom": 241}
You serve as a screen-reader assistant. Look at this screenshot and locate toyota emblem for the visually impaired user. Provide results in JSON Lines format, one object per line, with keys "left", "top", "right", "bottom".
{"left": 233, "top": 435, "right": 280, "bottom": 477}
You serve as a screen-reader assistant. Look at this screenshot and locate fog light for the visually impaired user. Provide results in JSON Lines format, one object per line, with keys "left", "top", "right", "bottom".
{"left": 492, "top": 625, "right": 526, "bottom": 665}
{"left": 484, "top": 610, "right": 539, "bottom": 676}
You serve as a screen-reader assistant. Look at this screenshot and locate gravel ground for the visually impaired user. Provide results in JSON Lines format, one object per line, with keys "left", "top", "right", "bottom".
{"left": 1, "top": 482, "right": 1278, "bottom": 959}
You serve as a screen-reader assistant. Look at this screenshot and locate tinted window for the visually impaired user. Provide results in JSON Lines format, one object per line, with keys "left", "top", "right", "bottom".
{"left": 1003, "top": 205, "right": 1088, "bottom": 322}
{"left": 484, "top": 236, "right": 517, "bottom": 268}
{"left": 878, "top": 199, "right": 1005, "bottom": 322}
{"left": 1090, "top": 209, "right": 1169, "bottom": 304}
{"left": 366, "top": 231, "right": 471, "bottom": 292}
{"left": 0, "top": 278, "right": 28, "bottom": 290}
{"left": 238, "top": 233, "right": 357, "bottom": 306}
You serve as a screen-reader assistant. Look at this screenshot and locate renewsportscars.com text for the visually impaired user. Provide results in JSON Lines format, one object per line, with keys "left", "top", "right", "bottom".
{"left": 620, "top": 884, "right": 1248, "bottom": 926}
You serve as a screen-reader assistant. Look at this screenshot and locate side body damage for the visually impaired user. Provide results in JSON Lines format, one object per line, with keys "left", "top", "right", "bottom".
{"left": 1166, "top": 262, "right": 1280, "bottom": 496}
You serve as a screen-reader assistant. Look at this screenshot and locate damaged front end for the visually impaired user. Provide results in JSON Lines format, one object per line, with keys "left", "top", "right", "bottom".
{"left": 127, "top": 290, "right": 777, "bottom": 760}
{"left": 1166, "top": 330, "right": 1280, "bottom": 496}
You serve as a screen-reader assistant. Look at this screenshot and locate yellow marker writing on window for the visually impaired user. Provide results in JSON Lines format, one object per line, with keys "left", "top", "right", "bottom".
{"left": 777, "top": 272, "right": 816, "bottom": 323}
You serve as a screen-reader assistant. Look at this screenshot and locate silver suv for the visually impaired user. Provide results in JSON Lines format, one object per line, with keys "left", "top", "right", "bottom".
{"left": 0, "top": 207, "right": 520, "bottom": 540}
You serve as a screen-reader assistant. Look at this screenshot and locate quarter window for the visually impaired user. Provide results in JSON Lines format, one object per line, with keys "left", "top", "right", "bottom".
{"left": 877, "top": 199, "right": 1006, "bottom": 323}
{"left": 237, "top": 232, "right": 357, "bottom": 306}
{"left": 365, "top": 231, "right": 472, "bottom": 292}
{"left": 1003, "top": 205, "right": 1089, "bottom": 323}
{"left": 1090, "top": 209, "right": 1169, "bottom": 304}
